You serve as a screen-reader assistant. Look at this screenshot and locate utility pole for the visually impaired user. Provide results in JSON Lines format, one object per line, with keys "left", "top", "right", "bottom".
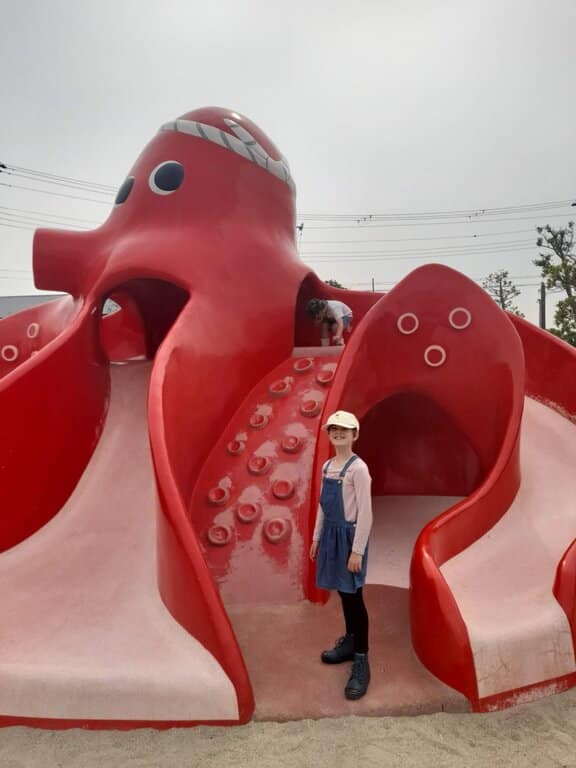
{"left": 296, "top": 223, "right": 304, "bottom": 251}
{"left": 538, "top": 283, "right": 546, "bottom": 330}
{"left": 371, "top": 277, "right": 375, "bottom": 292}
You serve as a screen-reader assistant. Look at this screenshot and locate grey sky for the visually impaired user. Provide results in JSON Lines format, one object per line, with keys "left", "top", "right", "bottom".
{"left": 1, "top": 0, "right": 575, "bottom": 322}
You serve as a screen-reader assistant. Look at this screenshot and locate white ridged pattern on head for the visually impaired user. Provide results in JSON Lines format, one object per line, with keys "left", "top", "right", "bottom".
{"left": 160, "top": 118, "right": 295, "bottom": 192}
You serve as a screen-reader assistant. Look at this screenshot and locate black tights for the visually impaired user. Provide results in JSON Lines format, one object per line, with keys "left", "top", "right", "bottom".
{"left": 338, "top": 588, "right": 369, "bottom": 654}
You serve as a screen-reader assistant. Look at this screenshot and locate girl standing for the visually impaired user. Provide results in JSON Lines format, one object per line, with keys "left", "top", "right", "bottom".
{"left": 310, "top": 410, "right": 373, "bottom": 700}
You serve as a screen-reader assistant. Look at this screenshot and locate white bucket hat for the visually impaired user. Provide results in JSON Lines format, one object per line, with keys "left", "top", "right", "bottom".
{"left": 322, "top": 410, "right": 360, "bottom": 432}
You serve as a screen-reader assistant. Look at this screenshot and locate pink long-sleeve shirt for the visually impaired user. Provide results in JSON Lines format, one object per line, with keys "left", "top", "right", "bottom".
{"left": 312, "top": 456, "right": 373, "bottom": 556}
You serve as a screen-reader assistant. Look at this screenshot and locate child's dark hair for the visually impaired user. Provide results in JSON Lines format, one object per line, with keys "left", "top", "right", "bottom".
{"left": 306, "top": 298, "right": 327, "bottom": 318}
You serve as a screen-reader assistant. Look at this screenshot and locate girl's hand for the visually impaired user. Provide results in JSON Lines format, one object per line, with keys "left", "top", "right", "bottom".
{"left": 348, "top": 553, "right": 362, "bottom": 572}
{"left": 309, "top": 541, "right": 319, "bottom": 560}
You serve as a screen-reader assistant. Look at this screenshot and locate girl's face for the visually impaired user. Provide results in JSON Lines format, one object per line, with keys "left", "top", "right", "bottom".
{"left": 327, "top": 425, "right": 356, "bottom": 449}
{"left": 314, "top": 307, "right": 326, "bottom": 323}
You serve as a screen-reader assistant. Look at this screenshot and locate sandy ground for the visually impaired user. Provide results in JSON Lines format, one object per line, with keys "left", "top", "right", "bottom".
{"left": 2, "top": 689, "right": 576, "bottom": 768}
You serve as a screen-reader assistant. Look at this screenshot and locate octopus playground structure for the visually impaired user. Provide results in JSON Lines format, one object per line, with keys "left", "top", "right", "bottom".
{"left": 1, "top": 107, "right": 576, "bottom": 729}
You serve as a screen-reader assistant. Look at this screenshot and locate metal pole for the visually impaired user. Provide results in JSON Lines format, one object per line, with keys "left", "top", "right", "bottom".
{"left": 539, "top": 283, "right": 546, "bottom": 329}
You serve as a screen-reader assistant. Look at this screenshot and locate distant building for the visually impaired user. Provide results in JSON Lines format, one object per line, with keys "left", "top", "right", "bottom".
{"left": 0, "top": 294, "right": 63, "bottom": 319}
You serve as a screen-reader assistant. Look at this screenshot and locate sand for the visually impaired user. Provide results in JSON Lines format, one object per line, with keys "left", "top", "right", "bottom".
{"left": 2, "top": 688, "right": 576, "bottom": 768}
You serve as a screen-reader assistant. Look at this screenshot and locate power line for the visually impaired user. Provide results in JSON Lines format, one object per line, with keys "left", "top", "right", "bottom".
{"left": 297, "top": 199, "right": 574, "bottom": 221}
{"left": 346, "top": 273, "right": 542, "bottom": 286}
{"left": 2, "top": 163, "right": 574, "bottom": 225}
{"left": 4, "top": 169, "right": 114, "bottom": 196}
{"left": 0, "top": 205, "right": 100, "bottom": 225}
{"left": 0, "top": 222, "right": 541, "bottom": 260}
{"left": 0, "top": 204, "right": 548, "bottom": 245}
{"left": 303, "top": 246, "right": 537, "bottom": 264}
{"left": 301, "top": 237, "right": 535, "bottom": 255}
{"left": 0, "top": 164, "right": 571, "bottom": 296}
{"left": 0, "top": 213, "right": 89, "bottom": 231}
{"left": 0, "top": 180, "right": 112, "bottom": 205}
{"left": 300, "top": 212, "right": 575, "bottom": 230}
{"left": 0, "top": 220, "right": 36, "bottom": 231}
{"left": 299, "top": 228, "right": 539, "bottom": 245}
{"left": 2, "top": 164, "right": 115, "bottom": 194}
{"left": 347, "top": 280, "right": 544, "bottom": 288}
{"left": 305, "top": 252, "right": 527, "bottom": 266}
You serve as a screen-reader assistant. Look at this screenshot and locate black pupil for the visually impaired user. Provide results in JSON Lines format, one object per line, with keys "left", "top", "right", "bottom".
{"left": 154, "top": 162, "right": 184, "bottom": 191}
{"left": 115, "top": 177, "right": 134, "bottom": 204}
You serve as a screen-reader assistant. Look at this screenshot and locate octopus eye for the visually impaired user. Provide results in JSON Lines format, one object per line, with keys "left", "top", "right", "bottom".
{"left": 115, "top": 176, "right": 134, "bottom": 205}
{"left": 149, "top": 161, "right": 184, "bottom": 195}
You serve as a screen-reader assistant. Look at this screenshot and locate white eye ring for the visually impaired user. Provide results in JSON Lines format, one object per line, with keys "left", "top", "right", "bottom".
{"left": 148, "top": 161, "right": 184, "bottom": 196}
{"left": 1, "top": 345, "right": 19, "bottom": 362}
{"left": 424, "top": 345, "right": 447, "bottom": 368}
{"left": 449, "top": 307, "right": 472, "bottom": 330}
{"left": 397, "top": 313, "right": 419, "bottom": 335}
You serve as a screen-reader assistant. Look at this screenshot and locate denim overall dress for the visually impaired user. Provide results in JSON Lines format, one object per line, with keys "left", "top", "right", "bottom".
{"left": 316, "top": 455, "right": 368, "bottom": 594}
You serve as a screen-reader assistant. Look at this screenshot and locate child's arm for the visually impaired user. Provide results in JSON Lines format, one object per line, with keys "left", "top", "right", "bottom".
{"left": 332, "top": 315, "right": 344, "bottom": 344}
{"left": 348, "top": 466, "right": 372, "bottom": 572}
{"left": 351, "top": 463, "right": 373, "bottom": 556}
{"left": 310, "top": 461, "right": 330, "bottom": 559}
{"left": 309, "top": 505, "right": 324, "bottom": 560}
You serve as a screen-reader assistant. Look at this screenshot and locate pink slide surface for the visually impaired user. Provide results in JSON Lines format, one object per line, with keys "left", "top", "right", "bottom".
{"left": 441, "top": 396, "right": 576, "bottom": 703}
{"left": 0, "top": 362, "right": 237, "bottom": 722}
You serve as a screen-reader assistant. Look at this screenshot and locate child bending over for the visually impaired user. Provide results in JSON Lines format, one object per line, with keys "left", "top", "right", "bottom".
{"left": 306, "top": 299, "right": 353, "bottom": 346}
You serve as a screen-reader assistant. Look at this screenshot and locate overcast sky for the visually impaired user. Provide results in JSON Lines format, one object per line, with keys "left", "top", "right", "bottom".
{"left": 1, "top": 0, "right": 575, "bottom": 322}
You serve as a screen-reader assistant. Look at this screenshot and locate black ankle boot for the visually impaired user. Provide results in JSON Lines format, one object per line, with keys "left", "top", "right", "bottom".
{"left": 345, "top": 652, "right": 371, "bottom": 699}
{"left": 321, "top": 634, "right": 355, "bottom": 664}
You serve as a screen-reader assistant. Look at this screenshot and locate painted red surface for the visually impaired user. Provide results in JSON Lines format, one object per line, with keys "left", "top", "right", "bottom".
{"left": 1, "top": 105, "right": 575, "bottom": 726}
{"left": 317, "top": 264, "right": 526, "bottom": 701}
{"left": 0, "top": 107, "right": 377, "bottom": 726}
{"left": 189, "top": 353, "right": 340, "bottom": 605}
{"left": 508, "top": 316, "right": 576, "bottom": 657}
{"left": 0, "top": 298, "right": 109, "bottom": 551}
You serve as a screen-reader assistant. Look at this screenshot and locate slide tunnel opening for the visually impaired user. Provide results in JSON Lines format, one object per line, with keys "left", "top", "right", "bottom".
{"left": 357, "top": 392, "right": 483, "bottom": 497}
{"left": 99, "top": 278, "right": 189, "bottom": 363}
{"left": 357, "top": 392, "right": 482, "bottom": 589}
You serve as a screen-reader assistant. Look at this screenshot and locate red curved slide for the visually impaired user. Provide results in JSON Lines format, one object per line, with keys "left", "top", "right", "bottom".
{"left": 320, "top": 265, "right": 576, "bottom": 712}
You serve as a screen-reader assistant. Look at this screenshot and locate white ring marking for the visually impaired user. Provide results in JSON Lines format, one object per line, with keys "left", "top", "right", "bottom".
{"left": 424, "top": 345, "right": 447, "bottom": 368}
{"left": 27, "top": 322, "right": 40, "bottom": 339}
{"left": 1, "top": 345, "right": 19, "bottom": 362}
{"left": 397, "top": 312, "right": 419, "bottom": 335}
{"left": 449, "top": 307, "right": 472, "bottom": 330}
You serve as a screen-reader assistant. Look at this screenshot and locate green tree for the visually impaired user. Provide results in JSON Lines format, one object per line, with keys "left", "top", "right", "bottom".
{"left": 481, "top": 270, "right": 524, "bottom": 317}
{"left": 534, "top": 222, "right": 576, "bottom": 345}
{"left": 325, "top": 279, "right": 346, "bottom": 289}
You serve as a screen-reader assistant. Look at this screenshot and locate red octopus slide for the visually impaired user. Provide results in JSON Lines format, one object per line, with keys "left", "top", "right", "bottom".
{"left": 1, "top": 107, "right": 576, "bottom": 727}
